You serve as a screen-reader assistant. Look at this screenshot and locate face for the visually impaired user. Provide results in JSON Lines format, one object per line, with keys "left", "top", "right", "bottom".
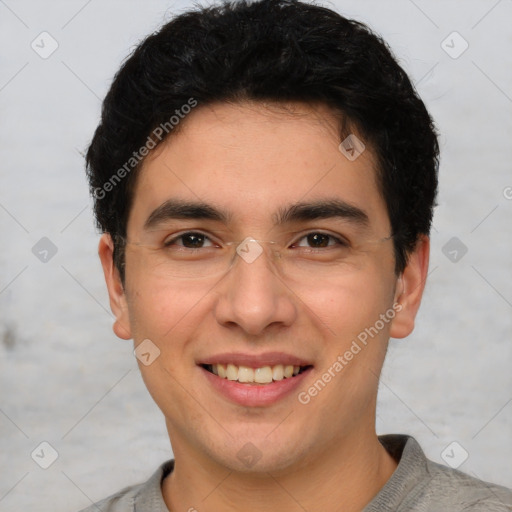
{"left": 100, "top": 101, "right": 428, "bottom": 474}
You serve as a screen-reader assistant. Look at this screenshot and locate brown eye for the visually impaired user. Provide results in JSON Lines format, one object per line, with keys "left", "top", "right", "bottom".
{"left": 164, "top": 232, "right": 214, "bottom": 249}
{"left": 306, "top": 233, "right": 330, "bottom": 248}
{"left": 181, "top": 233, "right": 205, "bottom": 248}
{"left": 295, "top": 232, "right": 346, "bottom": 249}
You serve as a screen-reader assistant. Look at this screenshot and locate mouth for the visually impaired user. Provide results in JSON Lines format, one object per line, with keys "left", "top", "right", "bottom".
{"left": 198, "top": 352, "right": 314, "bottom": 406}
{"left": 201, "top": 363, "right": 313, "bottom": 384}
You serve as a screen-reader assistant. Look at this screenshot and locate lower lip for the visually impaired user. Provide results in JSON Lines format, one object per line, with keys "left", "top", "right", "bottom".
{"left": 201, "top": 366, "right": 313, "bottom": 407}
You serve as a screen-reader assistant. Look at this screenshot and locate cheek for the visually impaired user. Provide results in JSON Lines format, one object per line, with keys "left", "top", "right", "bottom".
{"left": 295, "top": 265, "right": 394, "bottom": 339}
{"left": 301, "top": 271, "right": 394, "bottom": 413}
{"left": 124, "top": 270, "right": 204, "bottom": 342}
{"left": 125, "top": 276, "right": 209, "bottom": 418}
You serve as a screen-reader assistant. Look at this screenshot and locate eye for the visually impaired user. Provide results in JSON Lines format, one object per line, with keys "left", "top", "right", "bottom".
{"left": 164, "top": 231, "right": 215, "bottom": 249}
{"left": 293, "top": 232, "right": 348, "bottom": 249}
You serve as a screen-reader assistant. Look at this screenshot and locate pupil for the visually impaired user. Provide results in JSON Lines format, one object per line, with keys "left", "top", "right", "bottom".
{"left": 308, "top": 233, "right": 329, "bottom": 247}
{"left": 183, "top": 233, "right": 204, "bottom": 248}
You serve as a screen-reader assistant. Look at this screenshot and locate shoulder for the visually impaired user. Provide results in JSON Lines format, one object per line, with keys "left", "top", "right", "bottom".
{"left": 370, "top": 435, "right": 512, "bottom": 512}
{"left": 424, "top": 457, "right": 512, "bottom": 511}
{"left": 77, "top": 483, "right": 139, "bottom": 512}
{"left": 76, "top": 460, "right": 174, "bottom": 512}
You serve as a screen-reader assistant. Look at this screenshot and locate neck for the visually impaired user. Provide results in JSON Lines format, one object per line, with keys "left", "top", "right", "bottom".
{"left": 162, "top": 430, "right": 397, "bottom": 512}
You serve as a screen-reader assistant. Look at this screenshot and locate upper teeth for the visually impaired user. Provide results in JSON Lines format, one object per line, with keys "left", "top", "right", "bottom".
{"left": 210, "top": 364, "right": 301, "bottom": 384}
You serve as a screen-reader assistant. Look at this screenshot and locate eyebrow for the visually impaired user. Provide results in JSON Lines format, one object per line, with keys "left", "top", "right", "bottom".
{"left": 143, "top": 198, "right": 369, "bottom": 230}
{"left": 273, "top": 199, "right": 369, "bottom": 227}
{"left": 144, "top": 199, "right": 232, "bottom": 229}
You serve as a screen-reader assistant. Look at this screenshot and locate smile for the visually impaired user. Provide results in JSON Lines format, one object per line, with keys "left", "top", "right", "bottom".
{"left": 202, "top": 363, "right": 311, "bottom": 384}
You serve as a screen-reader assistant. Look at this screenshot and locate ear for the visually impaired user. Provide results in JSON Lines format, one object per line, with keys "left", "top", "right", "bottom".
{"left": 98, "top": 233, "right": 132, "bottom": 340}
{"left": 389, "top": 235, "right": 430, "bottom": 339}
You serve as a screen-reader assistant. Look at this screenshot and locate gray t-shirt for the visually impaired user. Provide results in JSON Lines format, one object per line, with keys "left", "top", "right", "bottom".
{"left": 78, "top": 435, "right": 512, "bottom": 511}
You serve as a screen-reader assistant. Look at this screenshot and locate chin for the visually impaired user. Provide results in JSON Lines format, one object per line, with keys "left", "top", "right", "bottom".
{"left": 201, "top": 427, "right": 312, "bottom": 474}
{"left": 221, "top": 447, "right": 306, "bottom": 475}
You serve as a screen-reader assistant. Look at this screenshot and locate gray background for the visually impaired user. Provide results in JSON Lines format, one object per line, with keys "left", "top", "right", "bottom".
{"left": 0, "top": 0, "right": 511, "bottom": 510}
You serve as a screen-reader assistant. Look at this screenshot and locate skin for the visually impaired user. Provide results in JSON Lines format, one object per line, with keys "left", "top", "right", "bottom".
{"left": 99, "top": 101, "right": 429, "bottom": 512}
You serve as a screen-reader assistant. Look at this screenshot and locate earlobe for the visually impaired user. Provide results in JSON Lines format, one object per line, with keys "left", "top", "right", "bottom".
{"left": 389, "top": 236, "right": 430, "bottom": 339}
{"left": 98, "top": 233, "right": 132, "bottom": 340}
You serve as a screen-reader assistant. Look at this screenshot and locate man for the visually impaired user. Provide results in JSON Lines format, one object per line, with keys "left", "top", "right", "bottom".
{"left": 81, "top": 0, "right": 512, "bottom": 510}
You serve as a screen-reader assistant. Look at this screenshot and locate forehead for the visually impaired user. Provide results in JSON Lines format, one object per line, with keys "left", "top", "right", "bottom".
{"left": 128, "top": 101, "right": 389, "bottom": 234}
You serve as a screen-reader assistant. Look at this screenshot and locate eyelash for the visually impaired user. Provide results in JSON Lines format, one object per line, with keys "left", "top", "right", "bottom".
{"left": 163, "top": 231, "right": 349, "bottom": 249}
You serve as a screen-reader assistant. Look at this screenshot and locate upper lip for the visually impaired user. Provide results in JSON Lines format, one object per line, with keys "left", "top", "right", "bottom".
{"left": 198, "top": 352, "right": 313, "bottom": 368}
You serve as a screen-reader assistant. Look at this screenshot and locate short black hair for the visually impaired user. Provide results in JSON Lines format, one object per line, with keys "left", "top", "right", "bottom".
{"left": 86, "top": 0, "right": 439, "bottom": 281}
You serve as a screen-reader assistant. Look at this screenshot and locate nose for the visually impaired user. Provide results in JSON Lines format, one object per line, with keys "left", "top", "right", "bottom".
{"left": 213, "top": 240, "right": 297, "bottom": 336}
